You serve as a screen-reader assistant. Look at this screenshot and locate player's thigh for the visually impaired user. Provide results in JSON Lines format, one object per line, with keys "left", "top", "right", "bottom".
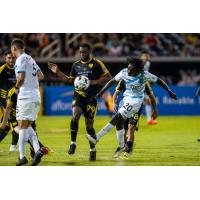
{"left": 83, "top": 97, "right": 97, "bottom": 120}
{"left": 72, "top": 106, "right": 82, "bottom": 121}
{"left": 85, "top": 118, "right": 94, "bottom": 130}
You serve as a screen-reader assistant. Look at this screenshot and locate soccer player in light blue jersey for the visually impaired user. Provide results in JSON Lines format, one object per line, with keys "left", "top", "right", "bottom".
{"left": 86, "top": 57, "right": 177, "bottom": 148}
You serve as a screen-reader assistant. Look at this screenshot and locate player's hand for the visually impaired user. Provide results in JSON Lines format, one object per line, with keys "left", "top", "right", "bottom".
{"left": 48, "top": 62, "right": 59, "bottom": 74}
{"left": 169, "top": 90, "right": 177, "bottom": 100}
{"left": 151, "top": 109, "right": 158, "bottom": 120}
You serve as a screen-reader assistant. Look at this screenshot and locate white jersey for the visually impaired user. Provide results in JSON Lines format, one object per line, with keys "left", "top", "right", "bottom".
{"left": 15, "top": 53, "right": 41, "bottom": 101}
{"left": 114, "top": 68, "right": 158, "bottom": 103}
{"left": 144, "top": 61, "right": 151, "bottom": 71}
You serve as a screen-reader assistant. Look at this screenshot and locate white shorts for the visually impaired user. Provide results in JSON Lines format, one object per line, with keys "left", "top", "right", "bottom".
{"left": 16, "top": 99, "right": 40, "bottom": 121}
{"left": 118, "top": 98, "right": 142, "bottom": 119}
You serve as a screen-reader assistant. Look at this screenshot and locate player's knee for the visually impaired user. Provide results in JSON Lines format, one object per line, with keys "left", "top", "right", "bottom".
{"left": 70, "top": 119, "right": 78, "bottom": 131}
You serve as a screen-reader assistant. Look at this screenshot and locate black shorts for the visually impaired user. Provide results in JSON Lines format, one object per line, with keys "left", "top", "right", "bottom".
{"left": 72, "top": 96, "right": 98, "bottom": 120}
{"left": 124, "top": 106, "right": 142, "bottom": 130}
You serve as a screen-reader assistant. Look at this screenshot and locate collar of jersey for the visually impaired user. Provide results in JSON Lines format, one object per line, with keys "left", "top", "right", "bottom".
{"left": 80, "top": 57, "right": 92, "bottom": 64}
{"left": 5, "top": 64, "right": 14, "bottom": 70}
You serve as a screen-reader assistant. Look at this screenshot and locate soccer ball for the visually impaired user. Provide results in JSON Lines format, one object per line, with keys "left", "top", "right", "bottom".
{"left": 74, "top": 75, "right": 90, "bottom": 90}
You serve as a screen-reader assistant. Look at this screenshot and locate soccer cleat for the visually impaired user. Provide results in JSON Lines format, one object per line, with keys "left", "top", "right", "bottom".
{"left": 9, "top": 145, "right": 18, "bottom": 152}
{"left": 148, "top": 119, "right": 157, "bottom": 125}
{"left": 86, "top": 134, "right": 97, "bottom": 145}
{"left": 68, "top": 144, "right": 76, "bottom": 155}
{"left": 120, "top": 152, "right": 131, "bottom": 160}
{"left": 89, "top": 150, "right": 96, "bottom": 161}
{"left": 16, "top": 157, "right": 28, "bottom": 166}
{"left": 197, "top": 137, "right": 200, "bottom": 142}
{"left": 113, "top": 146, "right": 125, "bottom": 158}
{"left": 31, "top": 149, "right": 44, "bottom": 166}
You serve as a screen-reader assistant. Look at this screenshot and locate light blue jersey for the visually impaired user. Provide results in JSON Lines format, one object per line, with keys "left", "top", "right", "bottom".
{"left": 114, "top": 68, "right": 158, "bottom": 102}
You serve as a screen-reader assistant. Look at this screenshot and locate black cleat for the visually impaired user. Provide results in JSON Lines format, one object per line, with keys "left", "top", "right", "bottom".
{"left": 31, "top": 149, "right": 44, "bottom": 166}
{"left": 89, "top": 150, "right": 96, "bottom": 161}
{"left": 30, "top": 147, "right": 35, "bottom": 159}
{"left": 197, "top": 137, "right": 200, "bottom": 142}
{"left": 16, "top": 157, "right": 28, "bottom": 166}
{"left": 68, "top": 144, "right": 76, "bottom": 155}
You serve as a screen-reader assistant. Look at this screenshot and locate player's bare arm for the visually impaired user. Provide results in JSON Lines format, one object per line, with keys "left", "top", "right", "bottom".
{"left": 90, "top": 73, "right": 112, "bottom": 85}
{"left": 15, "top": 72, "right": 25, "bottom": 89}
{"left": 96, "top": 78, "right": 117, "bottom": 98}
{"left": 48, "top": 62, "right": 74, "bottom": 84}
{"left": 157, "top": 78, "right": 177, "bottom": 100}
{"left": 0, "top": 101, "right": 12, "bottom": 129}
{"left": 37, "top": 70, "right": 44, "bottom": 81}
{"left": 149, "top": 93, "right": 158, "bottom": 120}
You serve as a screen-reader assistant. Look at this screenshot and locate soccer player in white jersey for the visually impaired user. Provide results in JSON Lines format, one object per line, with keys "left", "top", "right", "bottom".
{"left": 140, "top": 50, "right": 157, "bottom": 125}
{"left": 11, "top": 39, "right": 44, "bottom": 166}
{"left": 86, "top": 57, "right": 177, "bottom": 149}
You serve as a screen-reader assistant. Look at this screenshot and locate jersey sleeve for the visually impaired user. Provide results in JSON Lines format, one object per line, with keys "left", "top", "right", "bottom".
{"left": 69, "top": 63, "right": 76, "bottom": 78}
{"left": 114, "top": 69, "right": 124, "bottom": 82}
{"left": 145, "top": 81, "right": 153, "bottom": 95}
{"left": 16, "top": 57, "right": 26, "bottom": 73}
{"left": 144, "top": 71, "right": 158, "bottom": 83}
{"left": 96, "top": 59, "right": 109, "bottom": 76}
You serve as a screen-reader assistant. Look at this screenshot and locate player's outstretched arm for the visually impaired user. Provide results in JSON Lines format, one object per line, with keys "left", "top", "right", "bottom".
{"left": 96, "top": 78, "right": 117, "bottom": 98}
{"left": 149, "top": 93, "right": 158, "bottom": 120}
{"left": 0, "top": 102, "right": 12, "bottom": 129}
{"left": 48, "top": 62, "right": 74, "bottom": 84}
{"left": 157, "top": 78, "right": 177, "bottom": 100}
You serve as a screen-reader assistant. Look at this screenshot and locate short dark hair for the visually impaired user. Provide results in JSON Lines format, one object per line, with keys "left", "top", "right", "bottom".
{"left": 4, "top": 50, "right": 12, "bottom": 56}
{"left": 127, "top": 56, "right": 144, "bottom": 70}
{"left": 80, "top": 43, "right": 91, "bottom": 51}
{"left": 11, "top": 39, "right": 24, "bottom": 49}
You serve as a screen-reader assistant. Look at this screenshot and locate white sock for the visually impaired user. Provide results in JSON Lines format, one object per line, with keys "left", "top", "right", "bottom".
{"left": 116, "top": 129, "right": 125, "bottom": 148}
{"left": 19, "top": 129, "right": 29, "bottom": 159}
{"left": 90, "top": 147, "right": 96, "bottom": 152}
{"left": 145, "top": 105, "right": 152, "bottom": 122}
{"left": 71, "top": 141, "right": 76, "bottom": 145}
{"left": 96, "top": 123, "right": 114, "bottom": 141}
{"left": 28, "top": 127, "right": 40, "bottom": 153}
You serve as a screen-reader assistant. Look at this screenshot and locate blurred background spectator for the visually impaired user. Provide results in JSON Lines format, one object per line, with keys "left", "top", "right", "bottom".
{"left": 1, "top": 33, "right": 200, "bottom": 86}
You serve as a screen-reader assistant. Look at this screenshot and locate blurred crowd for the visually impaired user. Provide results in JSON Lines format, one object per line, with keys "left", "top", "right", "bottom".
{"left": 1, "top": 33, "right": 200, "bottom": 57}
{"left": 66, "top": 33, "right": 200, "bottom": 57}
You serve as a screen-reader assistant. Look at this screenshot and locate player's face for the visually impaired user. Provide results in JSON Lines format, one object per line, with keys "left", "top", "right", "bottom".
{"left": 5, "top": 53, "right": 15, "bottom": 67}
{"left": 79, "top": 47, "right": 90, "bottom": 61}
{"left": 128, "top": 64, "right": 140, "bottom": 76}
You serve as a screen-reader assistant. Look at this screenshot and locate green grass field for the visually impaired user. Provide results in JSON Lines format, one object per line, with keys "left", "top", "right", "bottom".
{"left": 0, "top": 116, "right": 200, "bottom": 166}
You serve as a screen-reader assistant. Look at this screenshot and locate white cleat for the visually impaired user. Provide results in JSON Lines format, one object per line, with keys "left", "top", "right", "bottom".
{"left": 86, "top": 134, "right": 97, "bottom": 145}
{"left": 9, "top": 145, "right": 18, "bottom": 152}
{"left": 113, "top": 146, "right": 125, "bottom": 158}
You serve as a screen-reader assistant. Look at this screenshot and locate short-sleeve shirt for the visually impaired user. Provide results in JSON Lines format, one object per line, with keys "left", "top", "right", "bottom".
{"left": 15, "top": 53, "right": 41, "bottom": 101}
{"left": 70, "top": 57, "right": 109, "bottom": 98}
{"left": 114, "top": 68, "right": 157, "bottom": 101}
